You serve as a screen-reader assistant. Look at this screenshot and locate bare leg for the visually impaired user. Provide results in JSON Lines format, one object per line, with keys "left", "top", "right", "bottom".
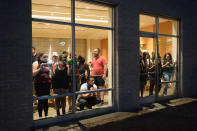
{"left": 98, "top": 86, "right": 104, "bottom": 101}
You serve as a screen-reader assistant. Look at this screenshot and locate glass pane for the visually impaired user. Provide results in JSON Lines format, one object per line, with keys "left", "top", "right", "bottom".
{"left": 32, "top": 0, "right": 71, "bottom": 22}
{"left": 159, "top": 36, "right": 177, "bottom": 83}
{"left": 159, "top": 18, "right": 178, "bottom": 35}
{"left": 32, "top": 21, "right": 73, "bottom": 119}
{"left": 75, "top": 0, "right": 113, "bottom": 27}
{"left": 75, "top": 26, "right": 113, "bottom": 110}
{"left": 157, "top": 82, "right": 177, "bottom": 97}
{"left": 140, "top": 14, "right": 156, "bottom": 32}
{"left": 139, "top": 37, "right": 156, "bottom": 98}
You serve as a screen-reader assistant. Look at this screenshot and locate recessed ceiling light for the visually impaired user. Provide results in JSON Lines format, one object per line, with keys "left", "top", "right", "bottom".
{"left": 85, "top": 6, "right": 90, "bottom": 9}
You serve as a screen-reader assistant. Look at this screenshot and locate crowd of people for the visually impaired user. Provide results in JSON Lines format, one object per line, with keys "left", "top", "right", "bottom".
{"left": 140, "top": 49, "right": 175, "bottom": 98}
{"left": 32, "top": 47, "right": 108, "bottom": 118}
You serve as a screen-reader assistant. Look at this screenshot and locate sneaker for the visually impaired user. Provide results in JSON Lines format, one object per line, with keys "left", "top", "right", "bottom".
{"left": 163, "top": 93, "right": 167, "bottom": 96}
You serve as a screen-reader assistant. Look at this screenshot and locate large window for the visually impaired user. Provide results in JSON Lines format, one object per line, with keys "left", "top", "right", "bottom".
{"left": 139, "top": 14, "right": 179, "bottom": 98}
{"left": 32, "top": 0, "right": 113, "bottom": 120}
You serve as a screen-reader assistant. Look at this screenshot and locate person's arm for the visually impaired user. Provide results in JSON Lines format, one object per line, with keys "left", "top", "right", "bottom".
{"left": 162, "top": 61, "right": 169, "bottom": 68}
{"left": 103, "top": 64, "right": 108, "bottom": 80}
{"left": 80, "top": 84, "right": 91, "bottom": 98}
{"left": 32, "top": 61, "right": 40, "bottom": 77}
{"left": 85, "top": 64, "right": 90, "bottom": 78}
{"left": 148, "top": 60, "right": 155, "bottom": 70}
{"left": 102, "top": 57, "right": 108, "bottom": 80}
{"left": 81, "top": 93, "right": 90, "bottom": 98}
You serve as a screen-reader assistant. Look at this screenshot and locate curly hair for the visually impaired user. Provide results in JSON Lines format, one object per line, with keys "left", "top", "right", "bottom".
{"left": 163, "top": 53, "right": 172, "bottom": 64}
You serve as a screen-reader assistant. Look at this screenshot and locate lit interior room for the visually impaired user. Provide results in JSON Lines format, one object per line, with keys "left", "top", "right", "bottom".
{"left": 139, "top": 14, "right": 178, "bottom": 97}
{"left": 32, "top": 0, "right": 113, "bottom": 120}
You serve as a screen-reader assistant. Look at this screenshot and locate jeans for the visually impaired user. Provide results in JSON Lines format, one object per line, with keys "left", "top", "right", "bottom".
{"left": 163, "top": 72, "right": 172, "bottom": 95}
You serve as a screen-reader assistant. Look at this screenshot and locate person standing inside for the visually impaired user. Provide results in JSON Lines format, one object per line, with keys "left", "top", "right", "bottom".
{"left": 52, "top": 55, "right": 69, "bottom": 116}
{"left": 139, "top": 51, "right": 148, "bottom": 98}
{"left": 32, "top": 46, "right": 37, "bottom": 63}
{"left": 92, "top": 48, "right": 108, "bottom": 106}
{"left": 78, "top": 55, "right": 90, "bottom": 85}
{"left": 33, "top": 53, "right": 52, "bottom": 118}
{"left": 162, "top": 53, "right": 174, "bottom": 96}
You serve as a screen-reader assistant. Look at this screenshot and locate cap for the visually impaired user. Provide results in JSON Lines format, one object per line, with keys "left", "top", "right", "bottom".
{"left": 52, "top": 52, "right": 59, "bottom": 57}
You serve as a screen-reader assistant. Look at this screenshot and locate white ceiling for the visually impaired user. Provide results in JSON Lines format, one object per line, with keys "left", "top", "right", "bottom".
{"left": 32, "top": 0, "right": 111, "bottom": 39}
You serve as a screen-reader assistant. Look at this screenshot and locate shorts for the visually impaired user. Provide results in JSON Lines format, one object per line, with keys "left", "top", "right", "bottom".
{"left": 53, "top": 88, "right": 69, "bottom": 95}
{"left": 94, "top": 76, "right": 105, "bottom": 87}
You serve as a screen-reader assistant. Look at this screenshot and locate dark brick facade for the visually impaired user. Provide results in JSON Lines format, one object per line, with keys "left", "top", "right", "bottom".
{"left": 0, "top": 0, "right": 197, "bottom": 130}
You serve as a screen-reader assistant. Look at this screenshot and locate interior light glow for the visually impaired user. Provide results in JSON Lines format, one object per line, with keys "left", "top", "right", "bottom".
{"left": 32, "top": 15, "right": 108, "bottom": 23}
{"left": 32, "top": 10, "right": 108, "bottom": 18}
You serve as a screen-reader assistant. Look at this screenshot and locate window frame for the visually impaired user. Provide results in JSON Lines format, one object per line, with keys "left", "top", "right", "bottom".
{"left": 32, "top": 0, "right": 115, "bottom": 124}
{"left": 139, "top": 13, "right": 180, "bottom": 99}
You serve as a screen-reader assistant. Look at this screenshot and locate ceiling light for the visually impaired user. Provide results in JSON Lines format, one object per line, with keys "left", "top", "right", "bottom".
{"left": 32, "top": 10, "right": 107, "bottom": 18}
{"left": 32, "top": 15, "right": 108, "bottom": 23}
{"left": 85, "top": 6, "right": 90, "bottom": 9}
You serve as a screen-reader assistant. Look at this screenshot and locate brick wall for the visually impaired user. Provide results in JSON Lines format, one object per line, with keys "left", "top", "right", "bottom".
{"left": 1, "top": 0, "right": 197, "bottom": 130}
{"left": 0, "top": 0, "right": 32, "bottom": 131}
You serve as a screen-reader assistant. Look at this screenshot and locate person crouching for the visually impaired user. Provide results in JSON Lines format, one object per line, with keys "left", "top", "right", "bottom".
{"left": 78, "top": 76, "right": 100, "bottom": 110}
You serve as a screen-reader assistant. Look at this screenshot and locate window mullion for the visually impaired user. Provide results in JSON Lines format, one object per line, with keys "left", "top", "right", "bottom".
{"left": 71, "top": 0, "right": 76, "bottom": 114}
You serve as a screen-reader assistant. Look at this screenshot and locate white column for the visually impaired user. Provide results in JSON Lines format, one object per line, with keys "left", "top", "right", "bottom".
{"left": 107, "top": 8, "right": 113, "bottom": 106}
{"left": 86, "top": 39, "right": 91, "bottom": 63}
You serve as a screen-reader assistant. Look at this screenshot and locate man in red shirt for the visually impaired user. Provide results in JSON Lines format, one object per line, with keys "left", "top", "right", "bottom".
{"left": 92, "top": 48, "right": 108, "bottom": 106}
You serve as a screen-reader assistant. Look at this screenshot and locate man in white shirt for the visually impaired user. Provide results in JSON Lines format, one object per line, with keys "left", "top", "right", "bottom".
{"left": 78, "top": 76, "right": 100, "bottom": 110}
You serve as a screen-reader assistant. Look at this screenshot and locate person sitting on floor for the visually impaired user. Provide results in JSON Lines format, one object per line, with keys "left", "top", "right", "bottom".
{"left": 78, "top": 76, "right": 100, "bottom": 110}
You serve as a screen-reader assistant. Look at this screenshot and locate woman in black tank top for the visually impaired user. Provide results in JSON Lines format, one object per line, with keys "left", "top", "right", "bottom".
{"left": 52, "top": 55, "right": 69, "bottom": 116}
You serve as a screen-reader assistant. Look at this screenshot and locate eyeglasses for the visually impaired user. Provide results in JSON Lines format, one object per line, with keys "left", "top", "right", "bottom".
{"left": 89, "top": 80, "right": 94, "bottom": 82}
{"left": 43, "top": 56, "right": 48, "bottom": 58}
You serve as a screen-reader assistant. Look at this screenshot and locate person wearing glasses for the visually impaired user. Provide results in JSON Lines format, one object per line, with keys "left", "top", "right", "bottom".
{"left": 33, "top": 53, "right": 52, "bottom": 118}
{"left": 78, "top": 76, "right": 100, "bottom": 110}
